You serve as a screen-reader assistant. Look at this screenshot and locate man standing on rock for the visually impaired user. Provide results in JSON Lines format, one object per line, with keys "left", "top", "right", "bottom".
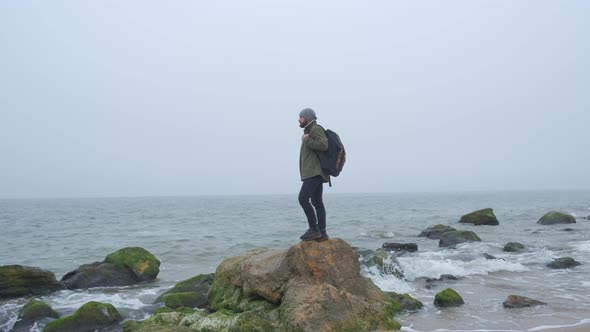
{"left": 298, "top": 108, "right": 330, "bottom": 242}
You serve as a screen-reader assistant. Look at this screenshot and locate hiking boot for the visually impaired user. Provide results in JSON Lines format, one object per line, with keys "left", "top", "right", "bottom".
{"left": 316, "top": 232, "right": 330, "bottom": 242}
{"left": 300, "top": 229, "right": 322, "bottom": 241}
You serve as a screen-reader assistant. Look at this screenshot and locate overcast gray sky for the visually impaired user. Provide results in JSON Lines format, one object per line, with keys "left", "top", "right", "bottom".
{"left": 1, "top": 1, "right": 588, "bottom": 199}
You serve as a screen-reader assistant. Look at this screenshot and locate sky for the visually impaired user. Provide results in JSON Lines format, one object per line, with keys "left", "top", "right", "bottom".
{"left": 0, "top": 1, "right": 589, "bottom": 199}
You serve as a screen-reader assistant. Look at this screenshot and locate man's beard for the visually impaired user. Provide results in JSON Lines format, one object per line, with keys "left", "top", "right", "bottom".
{"left": 299, "top": 120, "right": 308, "bottom": 128}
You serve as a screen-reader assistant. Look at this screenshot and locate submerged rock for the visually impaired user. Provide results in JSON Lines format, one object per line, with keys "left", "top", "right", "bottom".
{"left": 11, "top": 300, "right": 59, "bottom": 332}
{"left": 459, "top": 208, "right": 499, "bottom": 226}
{"left": 537, "top": 211, "right": 576, "bottom": 225}
{"left": 0, "top": 265, "right": 63, "bottom": 299}
{"left": 563, "top": 228, "right": 575, "bottom": 232}
{"left": 434, "top": 288, "right": 464, "bottom": 307}
{"left": 546, "top": 257, "right": 581, "bottom": 269}
{"left": 43, "top": 301, "right": 122, "bottom": 332}
{"left": 363, "top": 250, "right": 405, "bottom": 278}
{"left": 504, "top": 242, "right": 525, "bottom": 252}
{"left": 61, "top": 247, "right": 160, "bottom": 289}
{"left": 382, "top": 242, "right": 418, "bottom": 253}
{"left": 154, "top": 273, "right": 214, "bottom": 309}
{"left": 386, "top": 292, "right": 423, "bottom": 312}
{"left": 483, "top": 253, "right": 497, "bottom": 260}
{"left": 418, "top": 224, "right": 457, "bottom": 239}
{"left": 438, "top": 230, "right": 481, "bottom": 248}
{"left": 127, "top": 239, "right": 404, "bottom": 332}
{"left": 503, "top": 295, "right": 546, "bottom": 308}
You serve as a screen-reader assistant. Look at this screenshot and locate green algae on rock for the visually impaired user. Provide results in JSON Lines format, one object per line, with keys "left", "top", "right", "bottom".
{"left": 418, "top": 224, "right": 457, "bottom": 239}
{"left": 43, "top": 301, "right": 122, "bottom": 332}
{"left": 104, "top": 247, "right": 161, "bottom": 281}
{"left": 546, "top": 257, "right": 581, "bottom": 269}
{"left": 537, "top": 211, "right": 576, "bottom": 225}
{"left": 459, "top": 208, "right": 499, "bottom": 226}
{"left": 434, "top": 288, "right": 464, "bottom": 307}
{"left": 0, "top": 265, "right": 63, "bottom": 299}
{"left": 438, "top": 230, "right": 481, "bottom": 248}
{"left": 504, "top": 242, "right": 525, "bottom": 252}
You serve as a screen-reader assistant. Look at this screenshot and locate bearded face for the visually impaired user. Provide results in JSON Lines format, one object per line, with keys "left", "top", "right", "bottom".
{"left": 298, "top": 117, "right": 308, "bottom": 128}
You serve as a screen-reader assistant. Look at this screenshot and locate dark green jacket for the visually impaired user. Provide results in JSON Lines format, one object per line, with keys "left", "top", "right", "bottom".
{"left": 300, "top": 121, "right": 329, "bottom": 182}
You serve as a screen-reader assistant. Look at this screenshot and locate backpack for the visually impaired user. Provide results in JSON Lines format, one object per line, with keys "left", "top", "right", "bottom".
{"left": 316, "top": 126, "right": 346, "bottom": 182}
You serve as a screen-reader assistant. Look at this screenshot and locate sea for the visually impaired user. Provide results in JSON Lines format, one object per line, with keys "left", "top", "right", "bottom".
{"left": 0, "top": 191, "right": 589, "bottom": 332}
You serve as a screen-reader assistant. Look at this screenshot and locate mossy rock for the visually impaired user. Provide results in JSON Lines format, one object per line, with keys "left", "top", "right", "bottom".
{"left": 104, "top": 247, "right": 160, "bottom": 281}
{"left": 459, "top": 208, "right": 499, "bottom": 226}
{"left": 537, "top": 211, "right": 576, "bottom": 225}
{"left": 208, "top": 280, "right": 245, "bottom": 312}
{"left": 163, "top": 292, "right": 206, "bottom": 309}
{"left": 0, "top": 265, "right": 63, "bottom": 299}
{"left": 387, "top": 292, "right": 423, "bottom": 312}
{"left": 12, "top": 300, "right": 59, "bottom": 331}
{"left": 504, "top": 242, "right": 525, "bottom": 252}
{"left": 546, "top": 257, "right": 581, "bottom": 269}
{"left": 154, "top": 306, "right": 195, "bottom": 315}
{"left": 43, "top": 301, "right": 122, "bottom": 332}
{"left": 333, "top": 306, "right": 401, "bottom": 332}
{"left": 438, "top": 230, "right": 481, "bottom": 248}
{"left": 229, "top": 311, "right": 274, "bottom": 332}
{"left": 155, "top": 273, "right": 214, "bottom": 303}
{"left": 418, "top": 224, "right": 457, "bottom": 239}
{"left": 434, "top": 288, "right": 464, "bottom": 307}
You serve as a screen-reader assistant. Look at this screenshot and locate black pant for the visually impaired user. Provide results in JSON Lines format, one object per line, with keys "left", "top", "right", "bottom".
{"left": 298, "top": 176, "right": 326, "bottom": 233}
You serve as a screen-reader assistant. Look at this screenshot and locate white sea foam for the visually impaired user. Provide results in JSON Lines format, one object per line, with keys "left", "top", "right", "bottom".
{"left": 527, "top": 318, "right": 590, "bottom": 331}
{"left": 398, "top": 256, "right": 528, "bottom": 280}
{"left": 573, "top": 240, "right": 590, "bottom": 253}
{"left": 362, "top": 265, "right": 416, "bottom": 294}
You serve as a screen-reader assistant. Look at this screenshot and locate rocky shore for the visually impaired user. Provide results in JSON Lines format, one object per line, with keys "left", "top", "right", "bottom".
{"left": 1, "top": 208, "right": 585, "bottom": 331}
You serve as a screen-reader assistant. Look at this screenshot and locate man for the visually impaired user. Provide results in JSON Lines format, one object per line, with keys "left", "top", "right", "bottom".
{"left": 298, "top": 108, "right": 330, "bottom": 241}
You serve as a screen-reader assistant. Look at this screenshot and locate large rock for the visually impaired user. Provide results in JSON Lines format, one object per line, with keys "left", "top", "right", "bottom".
{"left": 11, "top": 300, "right": 59, "bottom": 332}
{"left": 418, "top": 224, "right": 456, "bottom": 239}
{"left": 0, "top": 265, "right": 63, "bottom": 299}
{"left": 382, "top": 242, "right": 418, "bottom": 253}
{"left": 434, "top": 288, "right": 464, "bottom": 307}
{"left": 438, "top": 230, "right": 481, "bottom": 248}
{"left": 61, "top": 247, "right": 160, "bottom": 289}
{"left": 503, "top": 295, "right": 546, "bottom": 308}
{"left": 504, "top": 242, "right": 525, "bottom": 252}
{"left": 126, "top": 239, "right": 404, "bottom": 332}
{"left": 546, "top": 257, "right": 581, "bottom": 269}
{"left": 155, "top": 273, "right": 214, "bottom": 309}
{"left": 43, "top": 301, "right": 122, "bottom": 332}
{"left": 459, "top": 208, "right": 499, "bottom": 226}
{"left": 537, "top": 211, "right": 576, "bottom": 225}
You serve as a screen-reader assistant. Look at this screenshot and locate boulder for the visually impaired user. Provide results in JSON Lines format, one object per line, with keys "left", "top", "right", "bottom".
{"left": 11, "top": 300, "right": 59, "bottom": 332}
{"left": 503, "top": 295, "right": 546, "bottom": 308}
{"left": 61, "top": 247, "right": 160, "bottom": 289}
{"left": 438, "top": 230, "right": 481, "bottom": 248}
{"left": 43, "top": 301, "right": 122, "bottom": 332}
{"left": 537, "top": 211, "right": 576, "bottom": 225}
{"left": 503, "top": 242, "right": 525, "bottom": 252}
{"left": 459, "top": 208, "right": 499, "bottom": 226}
{"left": 587, "top": 215, "right": 590, "bottom": 220}
{"left": 418, "top": 224, "right": 456, "bottom": 239}
{"left": 0, "top": 265, "right": 63, "bottom": 299}
{"left": 126, "top": 239, "right": 404, "bottom": 332}
{"left": 386, "top": 292, "right": 423, "bottom": 312}
{"left": 382, "top": 242, "right": 418, "bottom": 253}
{"left": 546, "top": 257, "right": 581, "bottom": 269}
{"left": 434, "top": 288, "right": 464, "bottom": 307}
{"left": 483, "top": 253, "right": 497, "bottom": 260}
{"left": 154, "top": 273, "right": 214, "bottom": 309}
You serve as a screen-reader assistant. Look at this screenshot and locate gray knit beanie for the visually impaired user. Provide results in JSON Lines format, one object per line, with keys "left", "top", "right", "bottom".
{"left": 299, "top": 108, "right": 317, "bottom": 121}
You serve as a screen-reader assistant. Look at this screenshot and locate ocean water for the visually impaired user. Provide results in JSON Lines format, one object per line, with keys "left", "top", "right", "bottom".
{"left": 0, "top": 191, "right": 589, "bottom": 331}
